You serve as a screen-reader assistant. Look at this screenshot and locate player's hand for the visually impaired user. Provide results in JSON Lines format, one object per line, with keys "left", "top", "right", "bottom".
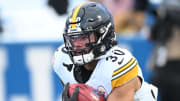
{"left": 62, "top": 83, "right": 79, "bottom": 101}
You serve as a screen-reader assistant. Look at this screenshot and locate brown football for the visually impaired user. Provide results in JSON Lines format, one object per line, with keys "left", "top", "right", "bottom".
{"left": 68, "top": 83, "right": 106, "bottom": 101}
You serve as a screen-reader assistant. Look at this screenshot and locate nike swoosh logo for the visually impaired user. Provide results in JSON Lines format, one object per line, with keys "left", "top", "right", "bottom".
{"left": 118, "top": 58, "right": 124, "bottom": 65}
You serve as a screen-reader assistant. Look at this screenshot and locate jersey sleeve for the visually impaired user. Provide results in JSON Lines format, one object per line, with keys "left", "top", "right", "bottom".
{"left": 52, "top": 45, "right": 64, "bottom": 73}
{"left": 52, "top": 44, "right": 73, "bottom": 85}
{"left": 111, "top": 48, "right": 139, "bottom": 88}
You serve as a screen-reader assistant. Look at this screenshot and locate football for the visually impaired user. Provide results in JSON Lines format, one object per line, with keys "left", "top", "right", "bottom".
{"left": 68, "top": 83, "right": 106, "bottom": 101}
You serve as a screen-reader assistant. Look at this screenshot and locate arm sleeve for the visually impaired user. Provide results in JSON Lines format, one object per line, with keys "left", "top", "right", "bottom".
{"left": 111, "top": 50, "right": 139, "bottom": 88}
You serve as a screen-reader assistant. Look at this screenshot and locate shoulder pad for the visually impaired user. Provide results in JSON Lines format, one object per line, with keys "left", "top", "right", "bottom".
{"left": 53, "top": 44, "right": 73, "bottom": 71}
{"left": 107, "top": 46, "right": 139, "bottom": 88}
{"left": 105, "top": 46, "right": 133, "bottom": 66}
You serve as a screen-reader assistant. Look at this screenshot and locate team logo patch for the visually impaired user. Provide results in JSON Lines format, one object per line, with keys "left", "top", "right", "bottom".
{"left": 90, "top": 89, "right": 100, "bottom": 101}
{"left": 97, "top": 86, "right": 107, "bottom": 97}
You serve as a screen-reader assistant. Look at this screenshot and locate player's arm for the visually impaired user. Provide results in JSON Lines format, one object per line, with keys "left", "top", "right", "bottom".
{"left": 107, "top": 77, "right": 141, "bottom": 101}
{"left": 107, "top": 48, "right": 142, "bottom": 101}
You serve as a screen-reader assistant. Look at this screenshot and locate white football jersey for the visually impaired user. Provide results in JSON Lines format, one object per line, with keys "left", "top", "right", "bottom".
{"left": 53, "top": 44, "right": 158, "bottom": 101}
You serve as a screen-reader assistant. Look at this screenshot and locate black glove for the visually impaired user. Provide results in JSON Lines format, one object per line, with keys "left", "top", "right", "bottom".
{"left": 62, "top": 83, "right": 79, "bottom": 101}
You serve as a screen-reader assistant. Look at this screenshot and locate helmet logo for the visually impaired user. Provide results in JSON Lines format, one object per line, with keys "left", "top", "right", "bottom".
{"left": 67, "top": 27, "right": 82, "bottom": 33}
{"left": 100, "top": 45, "right": 106, "bottom": 52}
{"left": 97, "top": 15, "right": 102, "bottom": 21}
{"left": 99, "top": 27, "right": 106, "bottom": 34}
{"left": 68, "top": 17, "right": 81, "bottom": 29}
{"left": 69, "top": 17, "right": 81, "bottom": 23}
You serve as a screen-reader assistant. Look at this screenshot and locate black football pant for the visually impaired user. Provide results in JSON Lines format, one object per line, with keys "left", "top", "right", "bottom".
{"left": 151, "top": 60, "right": 180, "bottom": 101}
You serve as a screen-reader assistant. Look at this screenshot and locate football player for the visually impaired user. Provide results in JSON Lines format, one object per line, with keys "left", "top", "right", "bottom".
{"left": 150, "top": 0, "right": 180, "bottom": 101}
{"left": 53, "top": 2, "right": 158, "bottom": 101}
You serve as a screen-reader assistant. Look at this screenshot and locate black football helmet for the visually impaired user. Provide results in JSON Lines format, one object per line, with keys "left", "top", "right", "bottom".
{"left": 151, "top": 0, "right": 180, "bottom": 44}
{"left": 63, "top": 2, "right": 117, "bottom": 65}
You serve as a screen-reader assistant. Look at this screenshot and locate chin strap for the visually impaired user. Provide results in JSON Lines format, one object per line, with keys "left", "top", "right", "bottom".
{"left": 72, "top": 50, "right": 95, "bottom": 65}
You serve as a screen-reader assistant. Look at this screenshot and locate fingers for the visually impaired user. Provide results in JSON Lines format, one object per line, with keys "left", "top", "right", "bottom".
{"left": 72, "top": 86, "right": 80, "bottom": 99}
{"left": 63, "top": 83, "right": 70, "bottom": 95}
{"left": 65, "top": 83, "right": 70, "bottom": 89}
{"left": 62, "top": 83, "right": 79, "bottom": 101}
{"left": 62, "top": 83, "right": 70, "bottom": 100}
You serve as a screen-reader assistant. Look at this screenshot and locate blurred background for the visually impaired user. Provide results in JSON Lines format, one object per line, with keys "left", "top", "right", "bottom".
{"left": 1, "top": 0, "right": 180, "bottom": 101}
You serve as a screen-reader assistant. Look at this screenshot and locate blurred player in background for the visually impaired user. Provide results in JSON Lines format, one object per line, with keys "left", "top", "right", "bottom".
{"left": 53, "top": 1, "right": 158, "bottom": 101}
{"left": 150, "top": 0, "right": 180, "bottom": 101}
{"left": 103, "top": 0, "right": 149, "bottom": 37}
{"left": 47, "top": 0, "right": 69, "bottom": 15}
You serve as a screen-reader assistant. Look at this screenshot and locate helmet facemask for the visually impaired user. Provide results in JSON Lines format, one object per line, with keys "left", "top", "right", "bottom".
{"left": 64, "top": 31, "right": 97, "bottom": 65}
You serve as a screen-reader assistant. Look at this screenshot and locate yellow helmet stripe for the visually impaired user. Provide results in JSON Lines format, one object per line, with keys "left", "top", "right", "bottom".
{"left": 72, "top": 2, "right": 86, "bottom": 28}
